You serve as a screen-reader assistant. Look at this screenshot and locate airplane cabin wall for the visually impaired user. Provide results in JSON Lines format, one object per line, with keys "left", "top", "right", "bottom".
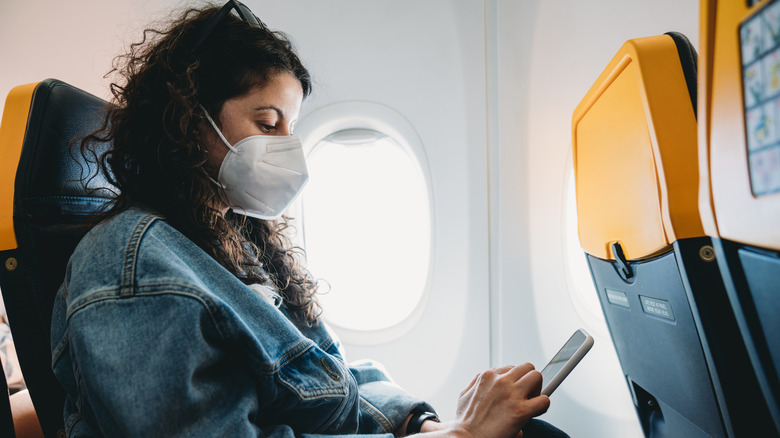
{"left": 0, "top": 1, "right": 700, "bottom": 436}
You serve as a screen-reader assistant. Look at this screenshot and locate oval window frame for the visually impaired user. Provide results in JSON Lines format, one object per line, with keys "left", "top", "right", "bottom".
{"left": 292, "top": 101, "right": 436, "bottom": 345}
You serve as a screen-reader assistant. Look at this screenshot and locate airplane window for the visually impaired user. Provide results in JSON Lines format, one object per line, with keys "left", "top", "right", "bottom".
{"left": 302, "top": 128, "right": 432, "bottom": 332}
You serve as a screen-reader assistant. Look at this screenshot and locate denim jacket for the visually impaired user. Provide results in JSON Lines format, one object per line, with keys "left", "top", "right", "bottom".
{"left": 51, "top": 207, "right": 434, "bottom": 437}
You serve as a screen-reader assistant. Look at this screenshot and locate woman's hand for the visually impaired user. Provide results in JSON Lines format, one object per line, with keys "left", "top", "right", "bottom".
{"left": 452, "top": 363, "right": 550, "bottom": 438}
{"left": 402, "top": 364, "right": 549, "bottom": 438}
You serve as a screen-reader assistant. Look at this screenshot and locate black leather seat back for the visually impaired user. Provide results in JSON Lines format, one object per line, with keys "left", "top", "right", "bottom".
{"left": 0, "top": 79, "right": 114, "bottom": 437}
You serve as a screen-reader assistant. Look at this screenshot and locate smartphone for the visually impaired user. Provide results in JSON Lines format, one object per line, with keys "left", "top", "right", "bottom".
{"left": 540, "top": 329, "right": 594, "bottom": 396}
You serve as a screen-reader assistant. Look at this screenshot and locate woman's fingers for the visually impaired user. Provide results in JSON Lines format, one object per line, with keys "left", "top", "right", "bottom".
{"left": 454, "top": 363, "right": 553, "bottom": 438}
{"left": 516, "top": 368, "right": 544, "bottom": 397}
{"left": 503, "top": 362, "right": 535, "bottom": 380}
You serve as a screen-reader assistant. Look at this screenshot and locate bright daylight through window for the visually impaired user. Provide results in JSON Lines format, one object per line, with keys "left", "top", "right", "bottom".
{"left": 302, "top": 129, "right": 432, "bottom": 332}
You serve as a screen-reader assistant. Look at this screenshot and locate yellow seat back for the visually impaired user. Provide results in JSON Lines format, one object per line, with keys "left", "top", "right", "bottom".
{"left": 700, "top": 0, "right": 780, "bottom": 250}
{"left": 572, "top": 34, "right": 701, "bottom": 261}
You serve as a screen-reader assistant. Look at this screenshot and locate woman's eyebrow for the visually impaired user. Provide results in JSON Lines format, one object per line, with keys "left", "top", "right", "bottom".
{"left": 253, "top": 106, "right": 284, "bottom": 119}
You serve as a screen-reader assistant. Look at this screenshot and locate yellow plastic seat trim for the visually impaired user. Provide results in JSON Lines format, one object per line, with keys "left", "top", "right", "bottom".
{"left": 572, "top": 36, "right": 703, "bottom": 261}
{"left": 700, "top": 0, "right": 780, "bottom": 250}
{"left": 0, "top": 82, "right": 39, "bottom": 251}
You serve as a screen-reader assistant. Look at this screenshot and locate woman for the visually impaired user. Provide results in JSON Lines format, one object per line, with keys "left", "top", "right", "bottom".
{"left": 51, "top": 2, "right": 567, "bottom": 437}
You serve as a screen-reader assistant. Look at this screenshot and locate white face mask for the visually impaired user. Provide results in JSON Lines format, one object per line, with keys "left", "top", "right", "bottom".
{"left": 202, "top": 107, "right": 308, "bottom": 220}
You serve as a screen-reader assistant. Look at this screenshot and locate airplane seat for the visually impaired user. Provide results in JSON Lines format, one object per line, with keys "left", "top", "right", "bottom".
{"left": 572, "top": 32, "right": 774, "bottom": 437}
{"left": 0, "top": 79, "right": 115, "bottom": 437}
{"left": 700, "top": 0, "right": 780, "bottom": 433}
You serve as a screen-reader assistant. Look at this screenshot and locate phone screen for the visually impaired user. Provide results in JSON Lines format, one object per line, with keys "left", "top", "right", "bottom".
{"left": 541, "top": 330, "right": 587, "bottom": 385}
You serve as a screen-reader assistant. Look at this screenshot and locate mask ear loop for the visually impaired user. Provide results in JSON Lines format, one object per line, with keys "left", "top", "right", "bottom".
{"left": 198, "top": 105, "right": 233, "bottom": 191}
{"left": 204, "top": 165, "right": 224, "bottom": 189}
{"left": 200, "top": 105, "right": 239, "bottom": 153}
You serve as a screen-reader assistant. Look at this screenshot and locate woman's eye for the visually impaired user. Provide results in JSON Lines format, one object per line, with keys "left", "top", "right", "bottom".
{"left": 259, "top": 123, "right": 275, "bottom": 133}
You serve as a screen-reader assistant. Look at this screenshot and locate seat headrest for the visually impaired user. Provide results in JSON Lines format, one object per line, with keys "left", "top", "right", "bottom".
{"left": 1, "top": 79, "right": 116, "bottom": 251}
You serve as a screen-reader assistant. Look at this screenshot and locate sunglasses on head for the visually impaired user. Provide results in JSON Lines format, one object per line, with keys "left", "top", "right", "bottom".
{"left": 191, "top": 0, "right": 266, "bottom": 52}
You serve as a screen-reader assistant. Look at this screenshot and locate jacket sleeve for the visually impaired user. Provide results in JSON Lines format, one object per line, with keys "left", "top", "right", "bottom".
{"left": 314, "top": 323, "right": 437, "bottom": 434}
{"left": 349, "top": 360, "right": 437, "bottom": 434}
{"left": 61, "top": 291, "right": 396, "bottom": 438}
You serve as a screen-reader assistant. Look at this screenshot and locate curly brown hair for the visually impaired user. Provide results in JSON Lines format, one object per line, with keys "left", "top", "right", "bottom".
{"left": 80, "top": 4, "right": 320, "bottom": 324}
